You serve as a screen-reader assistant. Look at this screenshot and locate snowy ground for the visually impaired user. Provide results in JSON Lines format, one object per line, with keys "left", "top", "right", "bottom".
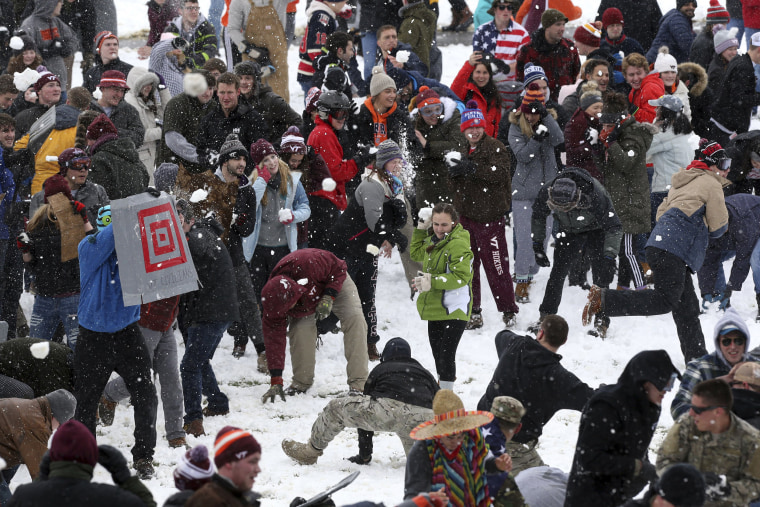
{"left": 8, "top": 0, "right": 757, "bottom": 504}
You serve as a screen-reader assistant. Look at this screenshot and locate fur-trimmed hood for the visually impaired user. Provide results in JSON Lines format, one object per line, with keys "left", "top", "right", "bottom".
{"left": 678, "top": 61, "right": 708, "bottom": 98}
{"left": 411, "top": 96, "right": 458, "bottom": 123}
{"left": 305, "top": 1, "right": 337, "bottom": 19}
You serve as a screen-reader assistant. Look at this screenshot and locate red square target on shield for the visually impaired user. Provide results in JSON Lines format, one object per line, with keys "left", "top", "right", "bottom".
{"left": 138, "top": 203, "right": 187, "bottom": 273}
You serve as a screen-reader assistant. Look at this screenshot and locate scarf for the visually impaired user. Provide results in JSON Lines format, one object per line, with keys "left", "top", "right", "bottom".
{"left": 425, "top": 429, "right": 490, "bottom": 507}
{"left": 388, "top": 174, "right": 403, "bottom": 197}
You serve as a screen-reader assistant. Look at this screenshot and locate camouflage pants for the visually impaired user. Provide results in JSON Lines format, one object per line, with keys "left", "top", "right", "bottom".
{"left": 310, "top": 396, "right": 433, "bottom": 455}
{"left": 506, "top": 439, "right": 545, "bottom": 475}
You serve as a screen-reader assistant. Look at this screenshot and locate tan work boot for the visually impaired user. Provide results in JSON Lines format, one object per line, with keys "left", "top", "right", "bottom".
{"left": 168, "top": 436, "right": 187, "bottom": 448}
{"left": 98, "top": 395, "right": 117, "bottom": 427}
{"left": 183, "top": 419, "right": 206, "bottom": 437}
{"left": 582, "top": 285, "right": 603, "bottom": 326}
{"left": 257, "top": 352, "right": 268, "bottom": 374}
{"left": 282, "top": 439, "right": 323, "bottom": 465}
{"left": 515, "top": 282, "right": 532, "bottom": 303}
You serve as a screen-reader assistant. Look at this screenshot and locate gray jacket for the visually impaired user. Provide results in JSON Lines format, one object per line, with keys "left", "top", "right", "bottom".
{"left": 508, "top": 111, "right": 564, "bottom": 202}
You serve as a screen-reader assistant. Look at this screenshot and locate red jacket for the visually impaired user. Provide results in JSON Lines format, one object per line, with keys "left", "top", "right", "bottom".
{"left": 450, "top": 61, "right": 502, "bottom": 138}
{"left": 629, "top": 72, "right": 664, "bottom": 124}
{"left": 516, "top": 30, "right": 581, "bottom": 102}
{"left": 745, "top": 0, "right": 760, "bottom": 29}
{"left": 261, "top": 249, "right": 348, "bottom": 373}
{"left": 307, "top": 117, "right": 359, "bottom": 211}
{"left": 139, "top": 296, "right": 180, "bottom": 332}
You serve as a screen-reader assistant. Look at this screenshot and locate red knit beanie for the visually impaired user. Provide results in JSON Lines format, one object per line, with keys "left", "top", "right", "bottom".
{"left": 49, "top": 420, "right": 99, "bottom": 467}
{"left": 602, "top": 7, "right": 624, "bottom": 28}
{"left": 250, "top": 138, "right": 278, "bottom": 166}
{"left": 43, "top": 174, "right": 74, "bottom": 203}
{"left": 214, "top": 426, "right": 261, "bottom": 468}
{"left": 86, "top": 113, "right": 118, "bottom": 142}
{"left": 415, "top": 86, "right": 441, "bottom": 109}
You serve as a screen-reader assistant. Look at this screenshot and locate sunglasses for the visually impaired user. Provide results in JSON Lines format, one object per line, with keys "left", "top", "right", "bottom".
{"left": 331, "top": 110, "right": 348, "bottom": 120}
{"left": 497, "top": 4, "right": 513, "bottom": 10}
{"left": 420, "top": 103, "right": 443, "bottom": 117}
{"left": 690, "top": 404, "right": 725, "bottom": 415}
{"left": 721, "top": 336, "right": 745, "bottom": 347}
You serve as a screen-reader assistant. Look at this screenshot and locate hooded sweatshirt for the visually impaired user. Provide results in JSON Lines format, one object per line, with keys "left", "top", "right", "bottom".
{"left": 20, "top": 0, "right": 75, "bottom": 90}
{"left": 671, "top": 307, "right": 760, "bottom": 418}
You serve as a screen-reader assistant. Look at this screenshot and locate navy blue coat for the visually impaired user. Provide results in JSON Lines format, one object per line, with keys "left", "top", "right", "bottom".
{"left": 646, "top": 9, "right": 696, "bottom": 64}
{"left": 697, "top": 193, "right": 760, "bottom": 294}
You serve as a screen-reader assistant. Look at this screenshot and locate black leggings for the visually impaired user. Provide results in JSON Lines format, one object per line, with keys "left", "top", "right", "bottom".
{"left": 428, "top": 320, "right": 467, "bottom": 382}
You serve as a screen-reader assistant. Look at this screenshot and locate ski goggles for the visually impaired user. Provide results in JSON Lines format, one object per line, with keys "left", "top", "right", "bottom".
{"left": 716, "top": 158, "right": 731, "bottom": 171}
{"left": 64, "top": 157, "right": 91, "bottom": 171}
{"left": 331, "top": 110, "right": 349, "bottom": 120}
{"left": 419, "top": 103, "right": 443, "bottom": 117}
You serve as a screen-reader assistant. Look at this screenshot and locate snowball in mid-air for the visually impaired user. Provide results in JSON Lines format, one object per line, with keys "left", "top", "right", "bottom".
{"left": 190, "top": 189, "right": 208, "bottom": 202}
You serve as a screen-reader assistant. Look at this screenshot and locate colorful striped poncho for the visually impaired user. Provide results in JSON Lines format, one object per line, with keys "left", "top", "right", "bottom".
{"left": 425, "top": 429, "right": 491, "bottom": 507}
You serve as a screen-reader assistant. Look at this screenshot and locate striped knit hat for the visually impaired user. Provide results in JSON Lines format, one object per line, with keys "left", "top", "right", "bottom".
{"left": 97, "top": 70, "right": 129, "bottom": 90}
{"left": 574, "top": 23, "right": 602, "bottom": 47}
{"left": 214, "top": 426, "right": 261, "bottom": 468}
{"left": 174, "top": 445, "right": 215, "bottom": 491}
{"left": 707, "top": 0, "right": 729, "bottom": 24}
{"left": 279, "top": 126, "right": 307, "bottom": 155}
{"left": 94, "top": 30, "right": 118, "bottom": 53}
{"left": 521, "top": 82, "right": 546, "bottom": 114}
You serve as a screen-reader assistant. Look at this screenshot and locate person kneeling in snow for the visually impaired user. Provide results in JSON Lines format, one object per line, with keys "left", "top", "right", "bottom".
{"left": 281, "top": 337, "right": 438, "bottom": 465}
{"left": 260, "top": 249, "right": 369, "bottom": 401}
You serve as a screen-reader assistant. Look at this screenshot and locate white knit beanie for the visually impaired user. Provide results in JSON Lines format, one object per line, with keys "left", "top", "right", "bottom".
{"left": 653, "top": 47, "right": 678, "bottom": 74}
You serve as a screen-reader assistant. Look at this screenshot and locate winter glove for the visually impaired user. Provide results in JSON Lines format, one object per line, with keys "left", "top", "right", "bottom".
{"left": 278, "top": 208, "right": 294, "bottom": 225}
{"left": 353, "top": 149, "right": 374, "bottom": 170}
{"left": 143, "top": 187, "right": 161, "bottom": 198}
{"left": 702, "top": 291, "right": 731, "bottom": 311}
{"left": 533, "top": 242, "right": 550, "bottom": 267}
{"left": 606, "top": 124, "right": 622, "bottom": 144}
{"left": 346, "top": 454, "right": 372, "bottom": 465}
{"left": 703, "top": 472, "right": 731, "bottom": 501}
{"left": 413, "top": 272, "right": 432, "bottom": 292}
{"left": 198, "top": 148, "right": 220, "bottom": 169}
{"left": 584, "top": 127, "right": 599, "bottom": 145}
{"left": 97, "top": 444, "right": 132, "bottom": 485}
{"left": 315, "top": 295, "right": 334, "bottom": 320}
{"left": 16, "top": 232, "right": 32, "bottom": 254}
{"left": 532, "top": 123, "right": 550, "bottom": 142}
{"left": 257, "top": 164, "right": 272, "bottom": 184}
{"left": 80, "top": 52, "right": 95, "bottom": 72}
{"left": 447, "top": 155, "right": 476, "bottom": 179}
{"left": 262, "top": 376, "right": 286, "bottom": 403}
{"left": 71, "top": 200, "right": 88, "bottom": 223}
{"left": 636, "top": 459, "right": 658, "bottom": 482}
{"left": 41, "top": 40, "right": 65, "bottom": 58}
{"left": 38, "top": 451, "right": 51, "bottom": 480}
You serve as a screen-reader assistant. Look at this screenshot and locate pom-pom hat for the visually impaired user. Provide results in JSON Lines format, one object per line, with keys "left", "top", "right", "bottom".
{"left": 460, "top": 100, "right": 486, "bottom": 131}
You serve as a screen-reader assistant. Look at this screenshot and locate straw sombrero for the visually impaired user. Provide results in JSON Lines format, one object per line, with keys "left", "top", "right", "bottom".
{"left": 410, "top": 390, "right": 494, "bottom": 440}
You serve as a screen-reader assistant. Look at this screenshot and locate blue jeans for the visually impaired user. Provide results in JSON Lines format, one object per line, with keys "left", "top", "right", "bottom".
{"left": 361, "top": 31, "right": 377, "bottom": 81}
{"left": 181, "top": 320, "right": 230, "bottom": 423}
{"left": 712, "top": 250, "right": 738, "bottom": 293}
{"left": 29, "top": 294, "right": 80, "bottom": 350}
{"left": 0, "top": 465, "right": 18, "bottom": 504}
{"left": 208, "top": 0, "right": 224, "bottom": 45}
{"left": 728, "top": 18, "right": 745, "bottom": 47}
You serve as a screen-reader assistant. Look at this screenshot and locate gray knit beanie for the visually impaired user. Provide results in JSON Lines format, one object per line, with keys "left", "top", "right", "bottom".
{"left": 370, "top": 66, "right": 397, "bottom": 98}
{"left": 375, "top": 140, "right": 404, "bottom": 170}
{"left": 219, "top": 134, "right": 248, "bottom": 164}
{"left": 46, "top": 389, "right": 77, "bottom": 424}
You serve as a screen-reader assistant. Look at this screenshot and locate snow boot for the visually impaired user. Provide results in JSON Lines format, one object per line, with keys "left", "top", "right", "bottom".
{"left": 257, "top": 352, "right": 268, "bottom": 374}
{"left": 203, "top": 406, "right": 229, "bottom": 417}
{"left": 133, "top": 458, "right": 154, "bottom": 480}
{"left": 98, "top": 395, "right": 117, "bottom": 427}
{"left": 503, "top": 312, "right": 517, "bottom": 328}
{"left": 527, "top": 312, "right": 548, "bottom": 334}
{"left": 454, "top": 6, "right": 474, "bottom": 31}
{"left": 465, "top": 309, "right": 483, "bottom": 330}
{"left": 282, "top": 439, "right": 323, "bottom": 465}
{"left": 515, "top": 281, "right": 531, "bottom": 303}
{"left": 640, "top": 262, "right": 654, "bottom": 285}
{"left": 582, "top": 285, "right": 603, "bottom": 326}
{"left": 232, "top": 344, "right": 246, "bottom": 359}
{"left": 168, "top": 437, "right": 187, "bottom": 448}
{"left": 588, "top": 314, "right": 610, "bottom": 339}
{"left": 184, "top": 419, "right": 206, "bottom": 437}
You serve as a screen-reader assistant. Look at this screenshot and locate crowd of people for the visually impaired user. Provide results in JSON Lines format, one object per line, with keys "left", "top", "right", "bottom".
{"left": 2, "top": 0, "right": 760, "bottom": 504}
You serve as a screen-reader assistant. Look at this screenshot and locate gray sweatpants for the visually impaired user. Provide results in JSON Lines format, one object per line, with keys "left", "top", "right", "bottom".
{"left": 310, "top": 396, "right": 433, "bottom": 455}
{"left": 104, "top": 326, "right": 184, "bottom": 441}
{"left": 512, "top": 200, "right": 552, "bottom": 279}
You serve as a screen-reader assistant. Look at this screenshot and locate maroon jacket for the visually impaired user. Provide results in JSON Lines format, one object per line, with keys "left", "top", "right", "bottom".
{"left": 564, "top": 108, "right": 604, "bottom": 182}
{"left": 516, "top": 29, "right": 581, "bottom": 102}
{"left": 261, "top": 249, "right": 348, "bottom": 373}
{"left": 138, "top": 296, "right": 180, "bottom": 332}
{"left": 147, "top": 0, "right": 179, "bottom": 46}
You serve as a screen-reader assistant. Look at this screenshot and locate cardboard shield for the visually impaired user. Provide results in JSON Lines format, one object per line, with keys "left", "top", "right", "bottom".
{"left": 111, "top": 192, "right": 199, "bottom": 306}
{"left": 48, "top": 193, "right": 85, "bottom": 262}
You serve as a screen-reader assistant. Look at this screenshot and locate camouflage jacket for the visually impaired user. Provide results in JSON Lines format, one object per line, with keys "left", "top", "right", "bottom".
{"left": 656, "top": 412, "right": 760, "bottom": 507}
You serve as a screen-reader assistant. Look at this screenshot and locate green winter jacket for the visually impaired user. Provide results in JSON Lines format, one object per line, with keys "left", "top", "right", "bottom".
{"left": 410, "top": 224, "right": 473, "bottom": 321}
{"left": 398, "top": 1, "right": 437, "bottom": 70}
{"left": 596, "top": 118, "right": 658, "bottom": 234}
